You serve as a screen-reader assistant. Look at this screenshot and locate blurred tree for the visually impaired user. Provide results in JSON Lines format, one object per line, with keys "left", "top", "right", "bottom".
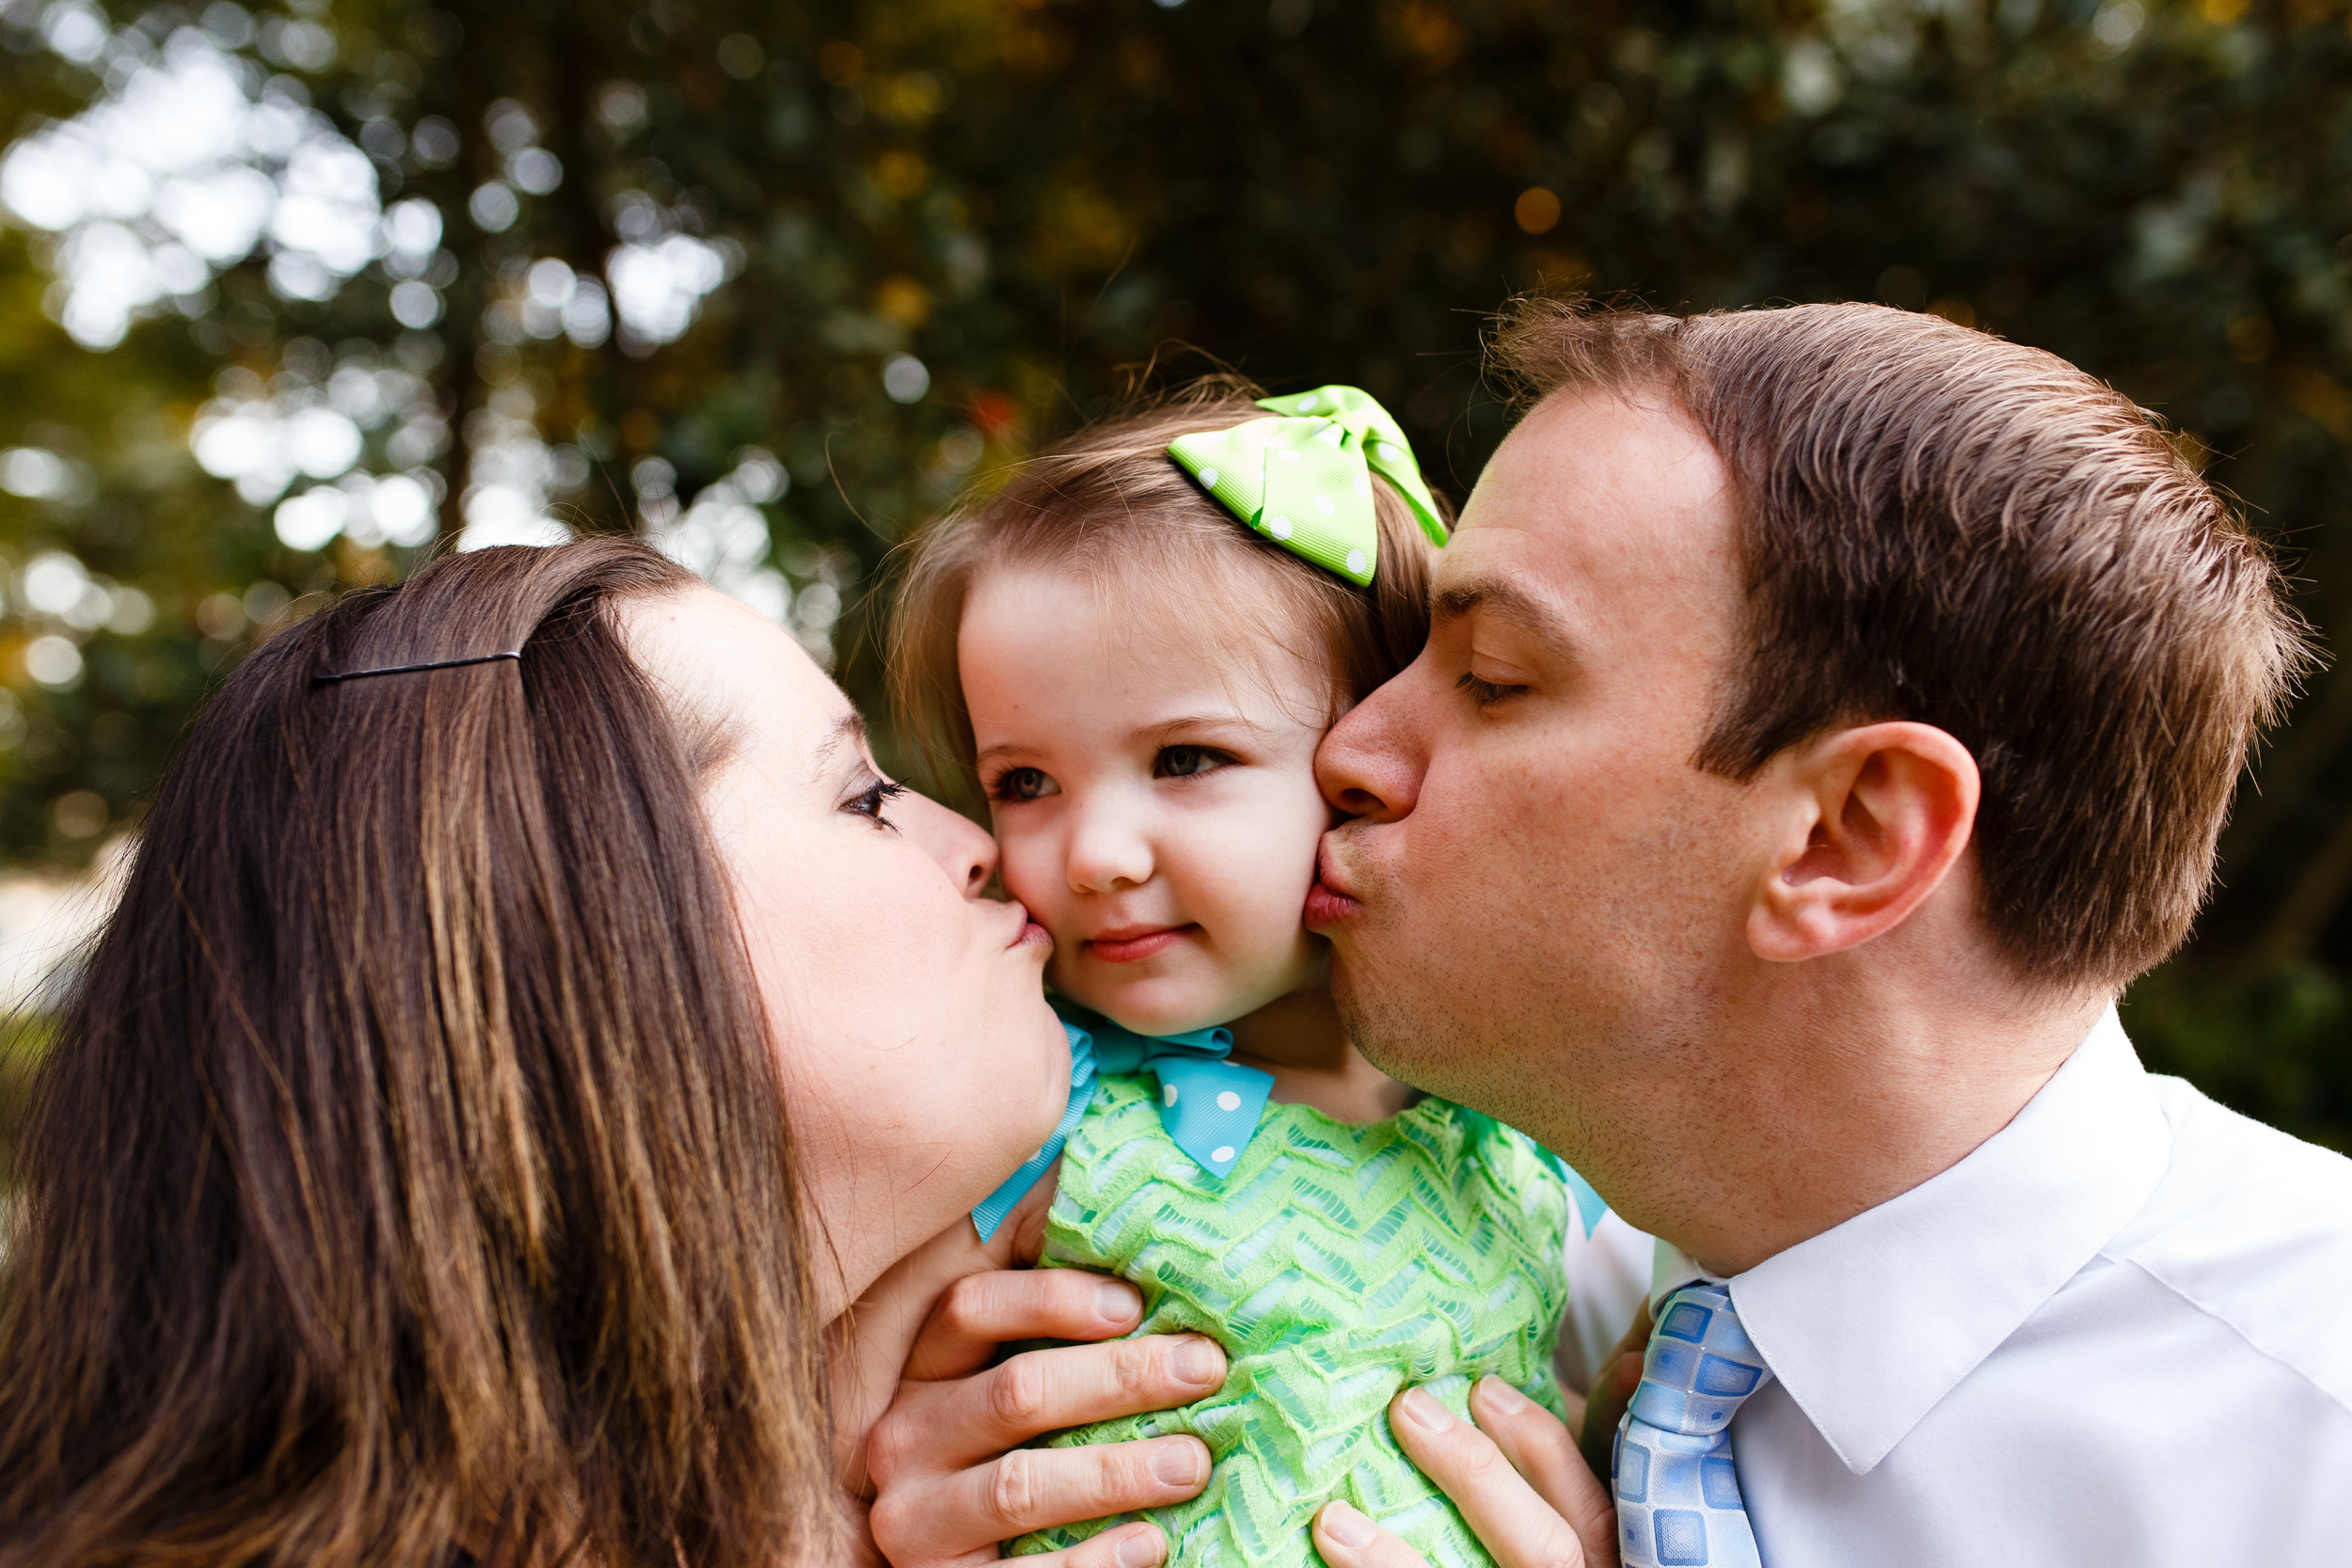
{"left": 0, "top": 0, "right": 2344, "bottom": 1145}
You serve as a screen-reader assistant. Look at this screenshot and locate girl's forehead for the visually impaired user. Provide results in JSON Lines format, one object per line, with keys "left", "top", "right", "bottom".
{"left": 961, "top": 562, "right": 1339, "bottom": 728}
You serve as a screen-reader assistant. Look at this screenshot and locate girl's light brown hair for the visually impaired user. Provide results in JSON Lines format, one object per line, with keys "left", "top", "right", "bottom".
{"left": 0, "top": 539, "right": 833, "bottom": 1567}
{"left": 891, "top": 380, "right": 1450, "bottom": 801}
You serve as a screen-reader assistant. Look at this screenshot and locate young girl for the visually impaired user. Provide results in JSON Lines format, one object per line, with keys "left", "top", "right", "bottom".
{"left": 891, "top": 383, "right": 1606, "bottom": 1568}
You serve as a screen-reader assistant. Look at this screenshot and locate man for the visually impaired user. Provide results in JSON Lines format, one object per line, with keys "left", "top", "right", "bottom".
{"left": 867, "top": 302, "right": 2352, "bottom": 1568}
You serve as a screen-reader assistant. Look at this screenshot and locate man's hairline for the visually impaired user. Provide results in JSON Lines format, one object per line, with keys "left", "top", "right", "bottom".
{"left": 1440, "top": 372, "right": 1725, "bottom": 659}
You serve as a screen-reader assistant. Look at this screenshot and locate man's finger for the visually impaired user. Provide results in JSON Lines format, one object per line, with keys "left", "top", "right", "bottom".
{"left": 873, "top": 1332, "right": 1227, "bottom": 1481}
{"left": 1016, "top": 1521, "right": 1170, "bottom": 1568}
{"left": 1554, "top": 1382, "right": 1589, "bottom": 1435}
{"left": 1578, "top": 1301, "right": 1651, "bottom": 1483}
{"left": 1577, "top": 1350, "right": 1643, "bottom": 1486}
{"left": 1470, "top": 1377, "right": 1617, "bottom": 1566}
{"left": 1603, "top": 1302, "right": 1654, "bottom": 1368}
{"left": 1387, "top": 1386, "right": 1592, "bottom": 1568}
{"left": 871, "top": 1435, "right": 1210, "bottom": 1562}
{"left": 1311, "top": 1499, "right": 1438, "bottom": 1568}
{"left": 905, "top": 1268, "right": 1147, "bottom": 1381}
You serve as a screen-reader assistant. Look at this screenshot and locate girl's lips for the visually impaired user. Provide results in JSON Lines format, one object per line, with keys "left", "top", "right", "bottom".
{"left": 1303, "top": 876, "right": 1362, "bottom": 928}
{"left": 1086, "top": 926, "right": 1190, "bottom": 963}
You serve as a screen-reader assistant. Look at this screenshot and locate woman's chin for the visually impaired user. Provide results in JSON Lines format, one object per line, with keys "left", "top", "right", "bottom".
{"left": 977, "top": 997, "right": 1079, "bottom": 1166}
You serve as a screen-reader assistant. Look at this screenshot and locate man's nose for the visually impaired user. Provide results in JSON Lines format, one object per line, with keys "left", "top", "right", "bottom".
{"left": 1065, "top": 798, "right": 1153, "bottom": 893}
{"left": 899, "top": 789, "right": 996, "bottom": 896}
{"left": 1315, "top": 670, "right": 1426, "bottom": 823}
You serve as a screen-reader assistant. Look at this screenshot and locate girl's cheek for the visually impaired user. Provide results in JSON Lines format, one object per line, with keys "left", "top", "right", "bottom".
{"left": 999, "top": 839, "right": 1057, "bottom": 910}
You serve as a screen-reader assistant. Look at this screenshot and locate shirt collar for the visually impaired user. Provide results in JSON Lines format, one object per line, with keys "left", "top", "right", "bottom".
{"left": 1662, "top": 1006, "right": 2171, "bottom": 1476}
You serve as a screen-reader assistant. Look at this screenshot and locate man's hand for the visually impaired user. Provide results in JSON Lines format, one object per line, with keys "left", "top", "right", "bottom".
{"left": 1578, "top": 1303, "right": 1649, "bottom": 1485}
{"left": 1309, "top": 1377, "right": 1620, "bottom": 1568}
{"left": 866, "top": 1267, "right": 1227, "bottom": 1568}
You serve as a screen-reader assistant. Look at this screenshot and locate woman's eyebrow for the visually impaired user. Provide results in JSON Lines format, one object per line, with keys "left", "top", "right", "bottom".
{"left": 811, "top": 712, "right": 868, "bottom": 780}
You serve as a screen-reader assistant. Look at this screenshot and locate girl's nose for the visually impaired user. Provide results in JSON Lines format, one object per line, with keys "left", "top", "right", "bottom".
{"left": 1064, "top": 799, "right": 1153, "bottom": 894}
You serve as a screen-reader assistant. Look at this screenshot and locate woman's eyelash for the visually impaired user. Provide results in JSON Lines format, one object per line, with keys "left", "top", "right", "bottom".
{"left": 1455, "top": 673, "right": 1526, "bottom": 707}
{"left": 847, "top": 776, "right": 907, "bottom": 831}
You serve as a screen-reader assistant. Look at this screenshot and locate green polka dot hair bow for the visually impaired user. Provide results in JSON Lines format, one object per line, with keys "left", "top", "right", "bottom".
{"left": 1168, "top": 386, "right": 1447, "bottom": 586}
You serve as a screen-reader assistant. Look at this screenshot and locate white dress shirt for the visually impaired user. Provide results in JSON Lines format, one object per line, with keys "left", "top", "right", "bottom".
{"left": 1555, "top": 1206, "right": 1656, "bottom": 1389}
{"left": 1575, "top": 1007, "right": 2352, "bottom": 1566}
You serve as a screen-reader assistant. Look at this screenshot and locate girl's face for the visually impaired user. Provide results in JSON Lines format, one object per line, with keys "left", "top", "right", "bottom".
{"left": 623, "top": 585, "right": 1067, "bottom": 1318}
{"left": 959, "top": 565, "right": 1337, "bottom": 1037}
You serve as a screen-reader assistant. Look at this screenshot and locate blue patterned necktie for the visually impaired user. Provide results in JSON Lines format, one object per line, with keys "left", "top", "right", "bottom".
{"left": 1613, "top": 1281, "right": 1776, "bottom": 1568}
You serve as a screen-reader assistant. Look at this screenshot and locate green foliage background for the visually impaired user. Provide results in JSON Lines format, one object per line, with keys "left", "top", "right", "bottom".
{"left": 0, "top": 0, "right": 2345, "bottom": 1147}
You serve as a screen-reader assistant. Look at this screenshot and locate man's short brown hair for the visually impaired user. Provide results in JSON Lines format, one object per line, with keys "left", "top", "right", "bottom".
{"left": 1491, "top": 298, "right": 2312, "bottom": 989}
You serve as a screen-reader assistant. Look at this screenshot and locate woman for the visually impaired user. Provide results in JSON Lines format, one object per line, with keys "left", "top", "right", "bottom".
{"left": 0, "top": 539, "right": 1077, "bottom": 1566}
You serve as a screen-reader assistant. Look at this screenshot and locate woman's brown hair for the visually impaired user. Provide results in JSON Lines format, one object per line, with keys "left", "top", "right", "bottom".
{"left": 0, "top": 539, "right": 833, "bottom": 1567}
{"left": 890, "top": 380, "right": 1450, "bottom": 802}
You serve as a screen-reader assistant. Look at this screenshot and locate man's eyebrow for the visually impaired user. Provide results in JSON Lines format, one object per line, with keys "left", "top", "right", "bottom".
{"left": 812, "top": 712, "right": 867, "bottom": 780}
{"left": 1433, "top": 578, "right": 1572, "bottom": 640}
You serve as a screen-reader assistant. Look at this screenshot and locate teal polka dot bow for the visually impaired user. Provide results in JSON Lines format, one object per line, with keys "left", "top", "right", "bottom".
{"left": 1168, "top": 386, "right": 1448, "bottom": 586}
{"left": 970, "top": 1004, "right": 1276, "bottom": 1243}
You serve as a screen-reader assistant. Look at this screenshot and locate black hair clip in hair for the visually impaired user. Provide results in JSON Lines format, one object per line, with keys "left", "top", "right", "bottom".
{"left": 310, "top": 650, "right": 523, "bottom": 686}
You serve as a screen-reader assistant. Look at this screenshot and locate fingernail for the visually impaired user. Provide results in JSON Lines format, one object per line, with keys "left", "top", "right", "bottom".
{"left": 1477, "top": 1375, "right": 1529, "bottom": 1414}
{"left": 1152, "top": 1439, "right": 1206, "bottom": 1487}
{"left": 1097, "top": 1280, "right": 1142, "bottom": 1323}
{"left": 1172, "top": 1337, "right": 1222, "bottom": 1386}
{"left": 1321, "top": 1500, "right": 1376, "bottom": 1549}
{"left": 1113, "top": 1526, "right": 1167, "bottom": 1568}
{"left": 1398, "top": 1386, "right": 1454, "bottom": 1433}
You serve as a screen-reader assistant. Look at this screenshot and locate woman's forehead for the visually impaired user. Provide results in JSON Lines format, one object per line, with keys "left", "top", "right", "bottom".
{"left": 621, "top": 582, "right": 849, "bottom": 757}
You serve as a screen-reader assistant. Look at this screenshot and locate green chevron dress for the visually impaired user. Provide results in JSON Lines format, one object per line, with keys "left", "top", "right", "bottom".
{"left": 1009, "top": 1072, "right": 1572, "bottom": 1568}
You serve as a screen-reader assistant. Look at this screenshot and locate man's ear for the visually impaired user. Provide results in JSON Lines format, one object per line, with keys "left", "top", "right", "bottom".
{"left": 1747, "top": 721, "right": 1980, "bottom": 963}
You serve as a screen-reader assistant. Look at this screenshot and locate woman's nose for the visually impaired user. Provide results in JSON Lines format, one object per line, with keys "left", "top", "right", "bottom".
{"left": 1064, "top": 800, "right": 1152, "bottom": 894}
{"left": 1316, "top": 670, "right": 1426, "bottom": 823}
{"left": 899, "top": 789, "right": 996, "bottom": 897}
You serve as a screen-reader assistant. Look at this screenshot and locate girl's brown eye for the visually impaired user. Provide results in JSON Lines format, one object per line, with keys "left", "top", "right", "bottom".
{"left": 1154, "top": 745, "right": 1231, "bottom": 780}
{"left": 993, "top": 767, "right": 1053, "bottom": 801}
